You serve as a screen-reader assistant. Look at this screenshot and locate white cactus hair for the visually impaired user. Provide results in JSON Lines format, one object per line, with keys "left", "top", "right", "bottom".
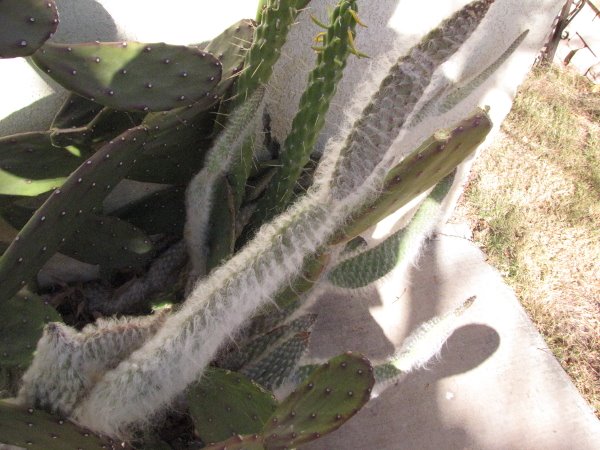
{"left": 13, "top": 0, "right": 503, "bottom": 439}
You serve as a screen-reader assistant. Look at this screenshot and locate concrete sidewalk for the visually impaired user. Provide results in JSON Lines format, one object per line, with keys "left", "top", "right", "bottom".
{"left": 304, "top": 222, "right": 600, "bottom": 450}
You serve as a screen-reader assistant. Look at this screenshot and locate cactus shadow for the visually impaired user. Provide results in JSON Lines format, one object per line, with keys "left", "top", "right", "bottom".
{"left": 52, "top": 0, "right": 121, "bottom": 43}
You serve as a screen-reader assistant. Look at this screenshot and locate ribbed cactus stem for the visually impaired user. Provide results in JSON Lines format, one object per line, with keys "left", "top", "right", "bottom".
{"left": 330, "top": 0, "right": 495, "bottom": 199}
{"left": 248, "top": 0, "right": 361, "bottom": 228}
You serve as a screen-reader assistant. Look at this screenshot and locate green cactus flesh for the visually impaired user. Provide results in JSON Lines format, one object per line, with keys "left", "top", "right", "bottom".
{"left": 203, "top": 434, "right": 266, "bottom": 450}
{"left": 186, "top": 367, "right": 277, "bottom": 445}
{"left": 241, "top": 331, "right": 312, "bottom": 391}
{"left": 31, "top": 42, "right": 223, "bottom": 112}
{"left": 221, "top": 314, "right": 317, "bottom": 372}
{"left": 263, "top": 352, "right": 374, "bottom": 450}
{"left": 51, "top": 93, "right": 105, "bottom": 130}
{"left": 228, "top": 0, "right": 309, "bottom": 208}
{"left": 0, "top": 132, "right": 91, "bottom": 197}
{"left": 330, "top": 0, "right": 495, "bottom": 200}
{"left": 333, "top": 108, "right": 492, "bottom": 243}
{"left": 0, "top": 290, "right": 61, "bottom": 394}
{"left": 247, "top": 0, "right": 360, "bottom": 228}
{"left": 202, "top": 19, "right": 255, "bottom": 96}
{"left": 328, "top": 172, "right": 455, "bottom": 289}
{"left": 0, "top": 125, "right": 150, "bottom": 304}
{"left": 0, "top": 0, "right": 59, "bottom": 58}
{"left": 59, "top": 214, "right": 154, "bottom": 271}
{"left": 0, "top": 400, "right": 111, "bottom": 449}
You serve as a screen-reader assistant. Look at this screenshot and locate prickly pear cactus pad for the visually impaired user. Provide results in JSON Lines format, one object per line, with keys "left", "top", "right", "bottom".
{"left": 0, "top": 290, "right": 60, "bottom": 390}
{"left": 0, "top": 125, "right": 149, "bottom": 303}
{"left": 262, "top": 352, "right": 374, "bottom": 449}
{"left": 0, "top": 400, "right": 111, "bottom": 449}
{"left": 31, "top": 42, "right": 223, "bottom": 111}
{"left": 0, "top": 0, "right": 59, "bottom": 58}
{"left": 0, "top": 132, "right": 90, "bottom": 197}
{"left": 187, "top": 368, "right": 277, "bottom": 445}
{"left": 203, "top": 433, "right": 266, "bottom": 450}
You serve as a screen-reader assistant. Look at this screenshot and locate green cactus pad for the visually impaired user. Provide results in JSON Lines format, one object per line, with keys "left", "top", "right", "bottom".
{"left": 0, "top": 0, "right": 59, "bottom": 58}
{"left": 0, "top": 400, "right": 112, "bottom": 449}
{"left": 247, "top": 0, "right": 359, "bottom": 227}
{"left": 51, "top": 93, "right": 105, "bottom": 130}
{"left": 32, "top": 42, "right": 223, "bottom": 112}
{"left": 221, "top": 314, "right": 317, "bottom": 371}
{"left": 263, "top": 352, "right": 374, "bottom": 449}
{"left": 241, "top": 331, "right": 312, "bottom": 391}
{"left": 187, "top": 367, "right": 277, "bottom": 445}
{"left": 114, "top": 186, "right": 186, "bottom": 236}
{"left": 333, "top": 108, "right": 492, "bottom": 243}
{"left": 59, "top": 214, "right": 154, "bottom": 270}
{"left": 202, "top": 19, "right": 255, "bottom": 95}
{"left": 0, "top": 125, "right": 150, "bottom": 303}
{"left": 328, "top": 173, "right": 455, "bottom": 289}
{"left": 0, "top": 289, "right": 60, "bottom": 373}
{"left": 203, "top": 434, "right": 266, "bottom": 450}
{"left": 0, "top": 132, "right": 91, "bottom": 196}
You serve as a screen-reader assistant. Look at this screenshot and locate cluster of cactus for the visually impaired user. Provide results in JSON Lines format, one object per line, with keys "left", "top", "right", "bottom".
{"left": 0, "top": 0, "right": 529, "bottom": 447}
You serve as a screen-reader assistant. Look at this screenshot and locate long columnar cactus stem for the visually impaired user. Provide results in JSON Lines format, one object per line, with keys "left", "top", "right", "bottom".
{"left": 330, "top": 0, "right": 494, "bottom": 199}
{"left": 247, "top": 0, "right": 361, "bottom": 229}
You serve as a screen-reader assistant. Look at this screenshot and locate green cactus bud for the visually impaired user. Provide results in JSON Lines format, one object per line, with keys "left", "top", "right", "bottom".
{"left": 0, "top": 0, "right": 59, "bottom": 58}
{"left": 187, "top": 367, "right": 277, "bottom": 445}
{"left": 0, "top": 125, "right": 150, "bottom": 304}
{"left": 32, "top": 42, "right": 223, "bottom": 112}
{"left": 0, "top": 132, "right": 91, "bottom": 197}
{"left": 0, "top": 400, "right": 110, "bottom": 449}
{"left": 327, "top": 172, "right": 455, "bottom": 289}
{"left": 263, "top": 352, "right": 374, "bottom": 449}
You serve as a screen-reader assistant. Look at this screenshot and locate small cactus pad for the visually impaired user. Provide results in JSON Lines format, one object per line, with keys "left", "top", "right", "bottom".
{"left": 32, "top": 42, "right": 223, "bottom": 111}
{"left": 0, "top": 125, "right": 149, "bottom": 303}
{"left": 51, "top": 93, "right": 105, "bottom": 130}
{"left": 328, "top": 173, "right": 455, "bottom": 289}
{"left": 0, "top": 0, "right": 59, "bottom": 58}
{"left": 0, "top": 132, "right": 90, "bottom": 196}
{"left": 263, "top": 352, "right": 374, "bottom": 449}
{"left": 60, "top": 214, "right": 154, "bottom": 270}
{"left": 0, "top": 400, "right": 112, "bottom": 449}
{"left": 0, "top": 289, "right": 60, "bottom": 375}
{"left": 187, "top": 367, "right": 277, "bottom": 445}
{"left": 202, "top": 19, "right": 255, "bottom": 95}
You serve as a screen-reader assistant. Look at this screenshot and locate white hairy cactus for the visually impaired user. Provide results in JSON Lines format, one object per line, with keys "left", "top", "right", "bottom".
{"left": 14, "top": 0, "right": 503, "bottom": 439}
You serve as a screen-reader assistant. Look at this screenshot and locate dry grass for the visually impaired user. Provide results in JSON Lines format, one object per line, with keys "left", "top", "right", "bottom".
{"left": 455, "top": 65, "right": 600, "bottom": 417}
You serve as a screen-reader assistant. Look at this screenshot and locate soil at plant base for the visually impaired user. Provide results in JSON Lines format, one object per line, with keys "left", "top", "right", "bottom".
{"left": 453, "top": 64, "right": 599, "bottom": 418}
